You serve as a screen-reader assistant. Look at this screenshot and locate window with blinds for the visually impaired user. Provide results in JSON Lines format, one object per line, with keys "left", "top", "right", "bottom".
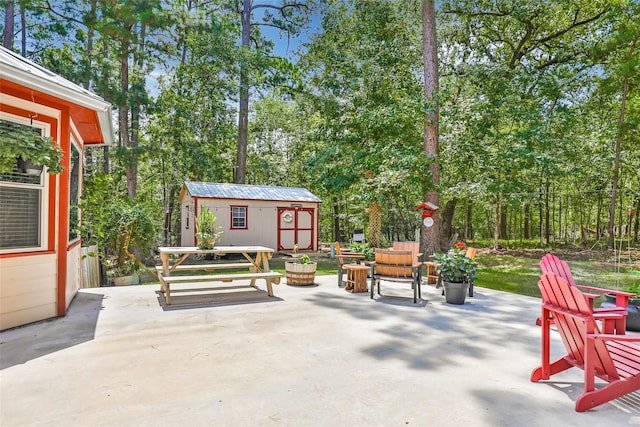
{"left": 0, "top": 119, "right": 46, "bottom": 251}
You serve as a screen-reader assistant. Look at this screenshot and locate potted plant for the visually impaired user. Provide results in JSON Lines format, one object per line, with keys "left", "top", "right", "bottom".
{"left": 433, "top": 242, "right": 477, "bottom": 304}
{"left": 195, "top": 205, "right": 223, "bottom": 249}
{"left": 0, "top": 124, "right": 63, "bottom": 175}
{"left": 285, "top": 254, "right": 317, "bottom": 286}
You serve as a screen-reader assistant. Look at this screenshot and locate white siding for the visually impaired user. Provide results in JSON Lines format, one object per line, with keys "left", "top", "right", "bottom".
{"left": 180, "top": 194, "right": 195, "bottom": 247}
{"left": 66, "top": 245, "right": 80, "bottom": 309}
{"left": 199, "top": 200, "right": 317, "bottom": 250}
{"left": 0, "top": 253, "right": 57, "bottom": 330}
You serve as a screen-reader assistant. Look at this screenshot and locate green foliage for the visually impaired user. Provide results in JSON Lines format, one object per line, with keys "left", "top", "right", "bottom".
{"left": 8, "top": 0, "right": 639, "bottom": 251}
{"left": 80, "top": 172, "right": 160, "bottom": 266}
{"left": 298, "top": 254, "right": 313, "bottom": 264}
{"left": 195, "top": 206, "right": 223, "bottom": 249}
{"left": 0, "top": 123, "right": 63, "bottom": 174}
{"left": 433, "top": 244, "right": 477, "bottom": 283}
{"left": 348, "top": 242, "right": 374, "bottom": 261}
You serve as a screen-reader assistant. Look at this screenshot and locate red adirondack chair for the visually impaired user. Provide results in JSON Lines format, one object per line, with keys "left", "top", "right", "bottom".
{"left": 538, "top": 253, "right": 634, "bottom": 334}
{"left": 531, "top": 272, "right": 640, "bottom": 412}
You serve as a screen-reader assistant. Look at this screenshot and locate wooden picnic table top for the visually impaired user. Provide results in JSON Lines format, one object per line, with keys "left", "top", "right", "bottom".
{"left": 158, "top": 246, "right": 275, "bottom": 255}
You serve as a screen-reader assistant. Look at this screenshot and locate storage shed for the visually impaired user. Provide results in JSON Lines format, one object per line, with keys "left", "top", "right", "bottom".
{"left": 179, "top": 182, "right": 322, "bottom": 252}
{"left": 0, "top": 46, "right": 114, "bottom": 330}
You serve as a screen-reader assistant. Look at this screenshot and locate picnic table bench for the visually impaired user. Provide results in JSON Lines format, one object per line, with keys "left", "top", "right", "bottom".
{"left": 157, "top": 246, "right": 282, "bottom": 305}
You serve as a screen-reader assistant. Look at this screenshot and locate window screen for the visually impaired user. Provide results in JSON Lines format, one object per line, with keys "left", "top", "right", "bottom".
{"left": 0, "top": 119, "right": 45, "bottom": 250}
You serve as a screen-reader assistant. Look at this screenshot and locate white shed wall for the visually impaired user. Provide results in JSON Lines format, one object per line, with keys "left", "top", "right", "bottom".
{"left": 184, "top": 198, "right": 318, "bottom": 251}
{"left": 180, "top": 194, "right": 195, "bottom": 247}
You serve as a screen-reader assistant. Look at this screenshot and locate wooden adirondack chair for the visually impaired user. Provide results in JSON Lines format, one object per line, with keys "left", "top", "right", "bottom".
{"left": 531, "top": 272, "right": 640, "bottom": 412}
{"left": 335, "top": 241, "right": 365, "bottom": 288}
{"left": 539, "top": 253, "right": 634, "bottom": 334}
{"left": 370, "top": 249, "right": 422, "bottom": 303}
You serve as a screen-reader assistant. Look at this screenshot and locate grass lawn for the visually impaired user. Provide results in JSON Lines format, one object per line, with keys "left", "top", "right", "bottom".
{"left": 475, "top": 254, "right": 639, "bottom": 298}
{"left": 144, "top": 250, "right": 639, "bottom": 300}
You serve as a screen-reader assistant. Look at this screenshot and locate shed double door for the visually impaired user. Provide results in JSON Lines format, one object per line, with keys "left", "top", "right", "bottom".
{"left": 278, "top": 207, "right": 314, "bottom": 251}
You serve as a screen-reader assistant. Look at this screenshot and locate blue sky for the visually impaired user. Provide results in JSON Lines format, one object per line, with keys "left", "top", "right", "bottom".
{"left": 260, "top": 9, "right": 323, "bottom": 61}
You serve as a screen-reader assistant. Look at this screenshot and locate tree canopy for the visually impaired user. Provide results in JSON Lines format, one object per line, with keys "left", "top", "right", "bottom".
{"left": 2, "top": 0, "right": 638, "bottom": 260}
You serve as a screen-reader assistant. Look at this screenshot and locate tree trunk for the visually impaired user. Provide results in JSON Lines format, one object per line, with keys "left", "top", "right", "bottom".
{"left": 465, "top": 201, "right": 473, "bottom": 240}
{"left": 129, "top": 23, "right": 147, "bottom": 200}
{"left": 19, "top": 4, "right": 25, "bottom": 55}
{"left": 608, "top": 74, "right": 629, "bottom": 248}
{"left": 3, "top": 1, "right": 14, "bottom": 48}
{"left": 493, "top": 196, "right": 500, "bottom": 249}
{"left": 440, "top": 198, "right": 457, "bottom": 246}
{"left": 420, "top": 0, "right": 440, "bottom": 256}
{"left": 545, "top": 179, "right": 550, "bottom": 245}
{"left": 524, "top": 203, "right": 531, "bottom": 239}
{"left": 633, "top": 192, "right": 639, "bottom": 243}
{"left": 332, "top": 196, "right": 341, "bottom": 242}
{"left": 119, "top": 37, "right": 135, "bottom": 198}
{"left": 235, "top": 0, "right": 251, "bottom": 184}
{"left": 102, "top": 40, "right": 111, "bottom": 174}
{"left": 499, "top": 204, "right": 508, "bottom": 239}
{"left": 538, "top": 183, "right": 544, "bottom": 246}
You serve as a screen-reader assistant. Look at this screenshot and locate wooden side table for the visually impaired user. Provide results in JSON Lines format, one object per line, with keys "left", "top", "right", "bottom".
{"left": 344, "top": 264, "right": 370, "bottom": 293}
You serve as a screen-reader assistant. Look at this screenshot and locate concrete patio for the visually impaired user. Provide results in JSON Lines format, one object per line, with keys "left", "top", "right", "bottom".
{"left": 1, "top": 275, "right": 639, "bottom": 426}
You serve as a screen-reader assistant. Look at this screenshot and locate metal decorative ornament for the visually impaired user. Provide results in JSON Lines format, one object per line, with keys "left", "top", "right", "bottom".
{"left": 414, "top": 202, "right": 439, "bottom": 228}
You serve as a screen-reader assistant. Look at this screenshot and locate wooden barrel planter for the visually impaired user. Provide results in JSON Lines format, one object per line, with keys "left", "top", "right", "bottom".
{"left": 285, "top": 261, "right": 317, "bottom": 286}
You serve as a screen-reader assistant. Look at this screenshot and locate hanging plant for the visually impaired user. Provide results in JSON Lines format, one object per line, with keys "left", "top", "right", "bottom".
{"left": 0, "top": 123, "right": 64, "bottom": 175}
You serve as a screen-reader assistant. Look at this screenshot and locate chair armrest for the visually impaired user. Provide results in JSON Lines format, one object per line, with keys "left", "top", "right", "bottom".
{"left": 593, "top": 312, "right": 625, "bottom": 321}
{"left": 338, "top": 254, "right": 365, "bottom": 259}
{"left": 576, "top": 285, "right": 635, "bottom": 297}
{"left": 576, "top": 285, "right": 636, "bottom": 302}
{"left": 576, "top": 285, "right": 634, "bottom": 308}
{"left": 588, "top": 333, "right": 640, "bottom": 343}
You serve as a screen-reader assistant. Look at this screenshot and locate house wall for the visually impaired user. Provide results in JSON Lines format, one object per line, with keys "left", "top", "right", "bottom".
{"left": 181, "top": 195, "right": 318, "bottom": 251}
{"left": 0, "top": 253, "right": 57, "bottom": 330}
{"left": 0, "top": 83, "right": 88, "bottom": 330}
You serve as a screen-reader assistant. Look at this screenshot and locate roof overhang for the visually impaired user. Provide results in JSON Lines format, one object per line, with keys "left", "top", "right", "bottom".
{"left": 0, "top": 47, "right": 115, "bottom": 146}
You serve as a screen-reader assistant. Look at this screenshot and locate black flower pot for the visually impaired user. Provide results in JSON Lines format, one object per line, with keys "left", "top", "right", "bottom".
{"left": 443, "top": 281, "right": 469, "bottom": 305}
{"left": 602, "top": 294, "right": 640, "bottom": 331}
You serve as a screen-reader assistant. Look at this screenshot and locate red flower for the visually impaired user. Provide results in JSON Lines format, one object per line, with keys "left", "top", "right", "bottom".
{"left": 455, "top": 242, "right": 466, "bottom": 248}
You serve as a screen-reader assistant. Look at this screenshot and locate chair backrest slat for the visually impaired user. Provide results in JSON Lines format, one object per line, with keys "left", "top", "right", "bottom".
{"left": 465, "top": 247, "right": 478, "bottom": 260}
{"left": 392, "top": 242, "right": 421, "bottom": 264}
{"left": 374, "top": 249, "right": 413, "bottom": 277}
{"left": 539, "top": 254, "right": 577, "bottom": 287}
{"left": 538, "top": 273, "right": 618, "bottom": 379}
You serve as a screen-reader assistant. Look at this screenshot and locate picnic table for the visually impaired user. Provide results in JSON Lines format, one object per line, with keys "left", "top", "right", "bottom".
{"left": 157, "top": 246, "right": 282, "bottom": 304}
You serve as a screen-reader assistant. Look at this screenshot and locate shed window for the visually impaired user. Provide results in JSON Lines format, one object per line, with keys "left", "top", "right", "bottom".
{"left": 231, "top": 206, "right": 247, "bottom": 229}
{"left": 0, "top": 119, "right": 48, "bottom": 252}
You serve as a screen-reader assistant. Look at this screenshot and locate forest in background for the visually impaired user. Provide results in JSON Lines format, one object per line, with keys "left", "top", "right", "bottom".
{"left": 2, "top": 0, "right": 638, "bottom": 264}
